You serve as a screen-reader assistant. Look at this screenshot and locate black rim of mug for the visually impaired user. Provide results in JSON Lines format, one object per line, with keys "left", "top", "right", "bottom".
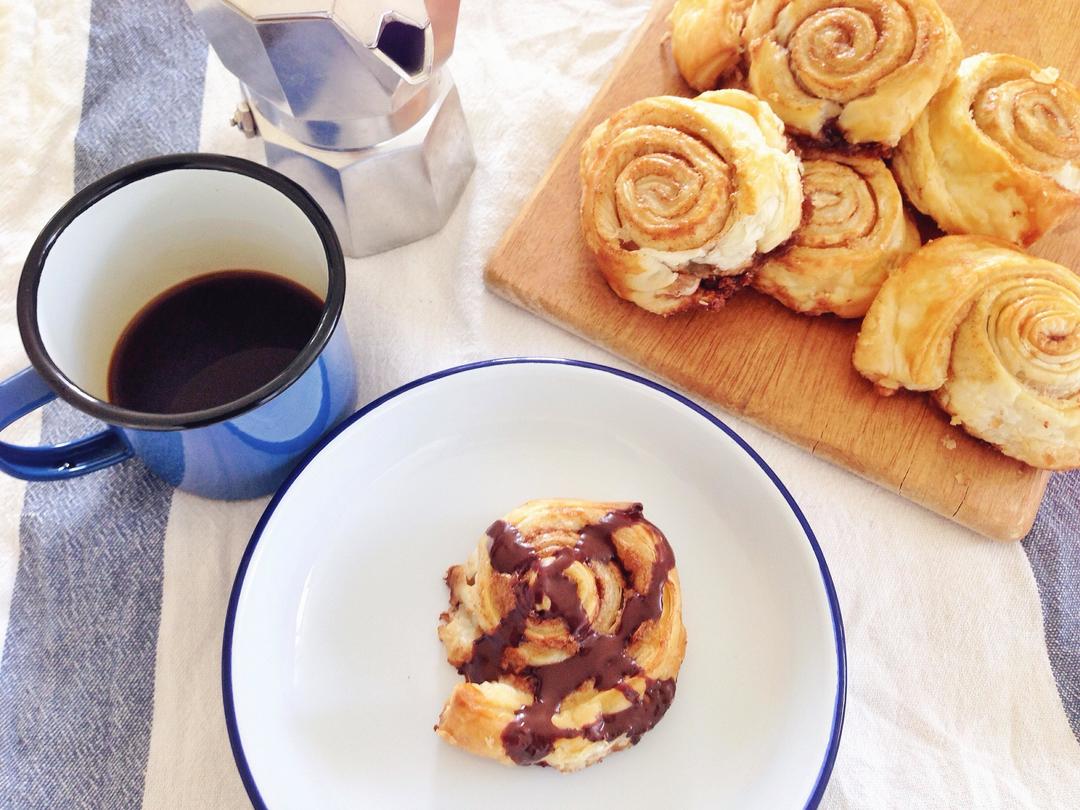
{"left": 16, "top": 153, "right": 347, "bottom": 431}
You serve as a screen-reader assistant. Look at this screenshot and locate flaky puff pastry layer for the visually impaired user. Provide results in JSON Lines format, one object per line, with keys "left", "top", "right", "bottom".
{"left": 753, "top": 149, "right": 921, "bottom": 317}
{"left": 670, "top": 0, "right": 753, "bottom": 91}
{"left": 436, "top": 500, "right": 687, "bottom": 772}
{"left": 854, "top": 237, "right": 1080, "bottom": 469}
{"left": 580, "top": 90, "right": 803, "bottom": 316}
{"left": 893, "top": 53, "right": 1080, "bottom": 247}
{"left": 744, "top": 0, "right": 961, "bottom": 147}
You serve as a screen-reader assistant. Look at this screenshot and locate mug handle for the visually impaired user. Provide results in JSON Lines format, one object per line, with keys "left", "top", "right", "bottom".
{"left": 0, "top": 368, "right": 133, "bottom": 480}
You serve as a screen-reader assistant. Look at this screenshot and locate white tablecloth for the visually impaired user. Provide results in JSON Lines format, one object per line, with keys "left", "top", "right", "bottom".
{"left": 0, "top": 1, "right": 1077, "bottom": 806}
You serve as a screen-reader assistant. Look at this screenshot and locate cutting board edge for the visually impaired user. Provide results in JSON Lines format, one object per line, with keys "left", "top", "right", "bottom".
{"left": 484, "top": 272, "right": 1049, "bottom": 542}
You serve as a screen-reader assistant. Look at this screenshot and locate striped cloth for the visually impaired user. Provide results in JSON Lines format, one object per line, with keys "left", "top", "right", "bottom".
{"left": 0, "top": 1, "right": 1077, "bottom": 807}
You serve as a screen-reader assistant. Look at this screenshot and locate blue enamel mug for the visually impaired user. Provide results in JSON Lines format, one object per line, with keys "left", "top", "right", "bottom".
{"left": 0, "top": 154, "right": 357, "bottom": 500}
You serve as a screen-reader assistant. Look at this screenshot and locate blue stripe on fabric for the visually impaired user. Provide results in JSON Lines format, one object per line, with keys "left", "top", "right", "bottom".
{"left": 0, "top": 0, "right": 207, "bottom": 806}
{"left": 1023, "top": 471, "right": 1080, "bottom": 744}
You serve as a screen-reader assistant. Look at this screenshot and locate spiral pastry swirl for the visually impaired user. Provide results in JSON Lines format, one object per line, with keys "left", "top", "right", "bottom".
{"left": 854, "top": 237, "right": 1080, "bottom": 469}
{"left": 580, "top": 90, "right": 804, "bottom": 316}
{"left": 436, "top": 500, "right": 687, "bottom": 772}
{"left": 894, "top": 53, "right": 1080, "bottom": 246}
{"left": 743, "top": 0, "right": 962, "bottom": 147}
{"left": 670, "top": 0, "right": 753, "bottom": 91}
{"left": 753, "top": 149, "right": 920, "bottom": 317}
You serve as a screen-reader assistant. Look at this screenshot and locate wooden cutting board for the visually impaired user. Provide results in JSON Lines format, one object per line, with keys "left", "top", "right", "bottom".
{"left": 485, "top": 0, "right": 1080, "bottom": 540}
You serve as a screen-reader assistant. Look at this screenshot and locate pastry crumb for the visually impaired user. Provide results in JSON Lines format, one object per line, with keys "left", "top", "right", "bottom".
{"left": 942, "top": 436, "right": 957, "bottom": 451}
{"left": 1031, "top": 66, "right": 1060, "bottom": 84}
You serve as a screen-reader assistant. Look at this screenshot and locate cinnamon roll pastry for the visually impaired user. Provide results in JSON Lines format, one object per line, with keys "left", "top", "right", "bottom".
{"left": 743, "top": 0, "right": 962, "bottom": 147}
{"left": 854, "top": 237, "right": 1080, "bottom": 470}
{"left": 893, "top": 53, "right": 1080, "bottom": 247}
{"left": 670, "top": 0, "right": 753, "bottom": 91}
{"left": 436, "top": 500, "right": 687, "bottom": 772}
{"left": 753, "top": 149, "right": 920, "bottom": 317}
{"left": 580, "top": 90, "right": 804, "bottom": 316}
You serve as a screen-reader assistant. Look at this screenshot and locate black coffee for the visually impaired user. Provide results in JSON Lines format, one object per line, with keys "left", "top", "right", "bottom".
{"left": 108, "top": 270, "right": 324, "bottom": 414}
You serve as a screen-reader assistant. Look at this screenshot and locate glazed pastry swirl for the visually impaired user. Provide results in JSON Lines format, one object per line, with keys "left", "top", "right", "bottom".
{"left": 894, "top": 53, "right": 1080, "bottom": 246}
{"left": 854, "top": 237, "right": 1080, "bottom": 469}
{"left": 580, "top": 90, "right": 803, "bottom": 315}
{"left": 744, "top": 0, "right": 962, "bottom": 146}
{"left": 670, "top": 0, "right": 753, "bottom": 91}
{"left": 753, "top": 149, "right": 920, "bottom": 317}
{"left": 436, "top": 500, "right": 687, "bottom": 772}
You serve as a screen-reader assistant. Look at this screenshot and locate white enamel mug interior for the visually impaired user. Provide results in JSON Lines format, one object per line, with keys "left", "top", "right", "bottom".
{"left": 29, "top": 157, "right": 328, "bottom": 408}
{"left": 224, "top": 359, "right": 846, "bottom": 809}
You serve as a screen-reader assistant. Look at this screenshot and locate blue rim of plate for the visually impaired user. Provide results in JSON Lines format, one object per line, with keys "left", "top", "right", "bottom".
{"left": 222, "top": 357, "right": 847, "bottom": 810}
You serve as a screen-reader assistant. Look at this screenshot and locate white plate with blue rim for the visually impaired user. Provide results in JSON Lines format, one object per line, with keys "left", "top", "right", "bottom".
{"left": 224, "top": 358, "right": 845, "bottom": 809}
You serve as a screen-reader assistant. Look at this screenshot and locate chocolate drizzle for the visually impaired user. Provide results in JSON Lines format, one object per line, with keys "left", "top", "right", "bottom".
{"left": 487, "top": 520, "right": 534, "bottom": 574}
{"left": 461, "top": 576, "right": 531, "bottom": 685}
{"left": 535, "top": 551, "right": 590, "bottom": 636}
{"left": 461, "top": 505, "right": 678, "bottom": 766}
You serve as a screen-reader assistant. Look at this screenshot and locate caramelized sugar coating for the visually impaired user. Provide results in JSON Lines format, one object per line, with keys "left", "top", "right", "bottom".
{"left": 580, "top": 90, "right": 803, "bottom": 315}
{"left": 743, "top": 0, "right": 962, "bottom": 147}
{"left": 894, "top": 53, "right": 1080, "bottom": 246}
{"left": 670, "top": 0, "right": 754, "bottom": 91}
{"left": 754, "top": 148, "right": 921, "bottom": 317}
{"left": 855, "top": 236, "right": 1080, "bottom": 469}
